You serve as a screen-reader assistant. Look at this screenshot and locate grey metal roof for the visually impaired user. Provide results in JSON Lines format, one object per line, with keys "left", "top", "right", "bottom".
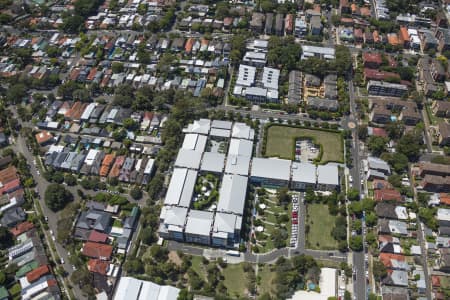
{"left": 317, "top": 164, "right": 339, "bottom": 186}
{"left": 231, "top": 123, "right": 255, "bottom": 140}
{"left": 175, "top": 149, "right": 202, "bottom": 170}
{"left": 164, "top": 168, "right": 197, "bottom": 207}
{"left": 213, "top": 212, "right": 242, "bottom": 236}
{"left": 211, "top": 120, "right": 232, "bottom": 130}
{"left": 217, "top": 174, "right": 248, "bottom": 215}
{"left": 182, "top": 133, "right": 207, "bottom": 152}
{"left": 184, "top": 210, "right": 214, "bottom": 236}
{"left": 228, "top": 138, "right": 253, "bottom": 157}
{"left": 200, "top": 152, "right": 225, "bottom": 173}
{"left": 209, "top": 128, "right": 231, "bottom": 138}
{"left": 161, "top": 206, "right": 188, "bottom": 227}
{"left": 225, "top": 155, "right": 251, "bottom": 176}
{"left": 291, "top": 162, "right": 316, "bottom": 184}
{"left": 251, "top": 158, "right": 291, "bottom": 181}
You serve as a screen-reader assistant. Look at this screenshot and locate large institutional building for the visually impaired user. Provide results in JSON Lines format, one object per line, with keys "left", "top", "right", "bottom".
{"left": 158, "top": 119, "right": 340, "bottom": 248}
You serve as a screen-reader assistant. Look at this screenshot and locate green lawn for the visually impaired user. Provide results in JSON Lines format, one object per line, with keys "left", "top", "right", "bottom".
{"left": 222, "top": 264, "right": 250, "bottom": 297}
{"left": 439, "top": 275, "right": 450, "bottom": 289}
{"left": 255, "top": 195, "right": 291, "bottom": 253}
{"left": 258, "top": 265, "right": 276, "bottom": 296}
{"left": 190, "top": 256, "right": 206, "bottom": 280}
{"left": 306, "top": 204, "right": 338, "bottom": 250}
{"left": 265, "top": 125, "right": 344, "bottom": 163}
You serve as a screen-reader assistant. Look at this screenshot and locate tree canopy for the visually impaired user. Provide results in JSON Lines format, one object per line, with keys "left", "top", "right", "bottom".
{"left": 44, "top": 183, "right": 73, "bottom": 211}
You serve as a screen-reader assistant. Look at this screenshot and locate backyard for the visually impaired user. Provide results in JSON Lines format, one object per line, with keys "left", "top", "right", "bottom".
{"left": 306, "top": 203, "right": 338, "bottom": 250}
{"left": 265, "top": 125, "right": 344, "bottom": 163}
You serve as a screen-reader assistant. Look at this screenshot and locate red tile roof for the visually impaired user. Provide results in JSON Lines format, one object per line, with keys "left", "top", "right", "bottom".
{"left": 26, "top": 265, "right": 50, "bottom": 283}
{"left": 82, "top": 242, "right": 113, "bottom": 260}
{"left": 371, "top": 127, "right": 388, "bottom": 138}
{"left": 399, "top": 27, "right": 409, "bottom": 43}
{"left": 440, "top": 193, "right": 450, "bottom": 205}
{"left": 364, "top": 68, "right": 401, "bottom": 81}
{"left": 87, "top": 259, "right": 109, "bottom": 275}
{"left": 0, "top": 178, "right": 21, "bottom": 195}
{"left": 432, "top": 275, "right": 441, "bottom": 287}
{"left": 88, "top": 230, "right": 109, "bottom": 243}
{"left": 374, "top": 189, "right": 402, "bottom": 202}
{"left": 379, "top": 253, "right": 405, "bottom": 268}
{"left": 35, "top": 131, "right": 54, "bottom": 145}
{"left": 363, "top": 52, "right": 382, "bottom": 66}
{"left": 10, "top": 221, "right": 34, "bottom": 237}
{"left": 0, "top": 166, "right": 18, "bottom": 185}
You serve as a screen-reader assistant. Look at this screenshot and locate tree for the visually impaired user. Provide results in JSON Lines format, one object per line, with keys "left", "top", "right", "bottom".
{"left": 335, "top": 45, "right": 352, "bottom": 77}
{"left": 62, "top": 15, "right": 85, "bottom": 33}
{"left": 385, "top": 122, "right": 404, "bottom": 140}
{"left": 372, "top": 260, "right": 387, "bottom": 281}
{"left": 0, "top": 226, "right": 13, "bottom": 249}
{"left": 277, "top": 187, "right": 291, "bottom": 206}
{"left": 396, "top": 131, "right": 423, "bottom": 162}
{"left": 358, "top": 125, "right": 368, "bottom": 140}
{"left": 347, "top": 188, "right": 360, "bottom": 201}
{"left": 44, "top": 183, "right": 73, "bottom": 211}
{"left": 64, "top": 174, "right": 77, "bottom": 186}
{"left": 130, "top": 187, "right": 143, "bottom": 200}
{"left": 349, "top": 235, "right": 363, "bottom": 251}
{"left": 6, "top": 84, "right": 27, "bottom": 104}
{"left": 367, "top": 136, "right": 387, "bottom": 156}
{"left": 111, "top": 62, "right": 124, "bottom": 73}
{"left": 177, "top": 289, "right": 193, "bottom": 300}
{"left": 147, "top": 173, "right": 164, "bottom": 201}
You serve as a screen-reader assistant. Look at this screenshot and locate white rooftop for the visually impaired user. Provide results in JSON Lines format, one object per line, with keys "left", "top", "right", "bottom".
{"left": 291, "top": 162, "right": 317, "bottom": 184}
{"left": 217, "top": 174, "right": 248, "bottom": 215}
{"left": 182, "top": 133, "right": 207, "bottom": 152}
{"left": 200, "top": 152, "right": 225, "bottom": 173}
{"left": 251, "top": 157, "right": 291, "bottom": 181}
{"left": 317, "top": 164, "right": 339, "bottom": 186}
{"left": 185, "top": 210, "right": 214, "bottom": 236}
{"left": 164, "top": 168, "right": 197, "bottom": 207}
{"left": 175, "top": 149, "right": 202, "bottom": 170}
{"left": 228, "top": 138, "right": 253, "bottom": 157}
{"left": 232, "top": 122, "right": 255, "bottom": 140}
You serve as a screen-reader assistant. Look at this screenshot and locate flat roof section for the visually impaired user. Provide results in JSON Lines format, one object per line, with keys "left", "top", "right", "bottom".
{"left": 211, "top": 120, "right": 232, "bottom": 130}
{"left": 225, "top": 155, "right": 251, "bottom": 176}
{"left": 317, "top": 164, "right": 339, "bottom": 186}
{"left": 251, "top": 157, "right": 291, "bottom": 181}
{"left": 182, "top": 133, "right": 207, "bottom": 152}
{"left": 184, "top": 210, "right": 214, "bottom": 236}
{"left": 210, "top": 128, "right": 231, "bottom": 138}
{"left": 174, "top": 149, "right": 202, "bottom": 170}
{"left": 228, "top": 138, "right": 253, "bottom": 157}
{"left": 164, "top": 168, "right": 197, "bottom": 207}
{"left": 200, "top": 152, "right": 225, "bottom": 173}
{"left": 217, "top": 174, "right": 248, "bottom": 215}
{"left": 232, "top": 122, "right": 255, "bottom": 140}
{"left": 291, "top": 162, "right": 317, "bottom": 184}
{"left": 213, "top": 212, "right": 242, "bottom": 236}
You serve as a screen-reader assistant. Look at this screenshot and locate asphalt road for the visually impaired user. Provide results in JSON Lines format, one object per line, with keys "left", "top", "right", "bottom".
{"left": 12, "top": 134, "right": 86, "bottom": 300}
{"left": 348, "top": 80, "right": 367, "bottom": 300}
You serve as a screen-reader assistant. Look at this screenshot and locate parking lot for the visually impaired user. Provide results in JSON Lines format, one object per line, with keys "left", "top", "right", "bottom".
{"left": 290, "top": 194, "right": 299, "bottom": 247}
{"left": 294, "top": 139, "right": 319, "bottom": 162}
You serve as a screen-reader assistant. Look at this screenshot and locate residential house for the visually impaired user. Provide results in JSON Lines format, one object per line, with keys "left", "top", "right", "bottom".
{"left": 310, "top": 15, "right": 322, "bottom": 35}
{"left": 35, "top": 131, "right": 54, "bottom": 146}
{"left": 374, "top": 189, "right": 402, "bottom": 202}
{"left": 250, "top": 13, "right": 264, "bottom": 32}
{"left": 432, "top": 100, "right": 450, "bottom": 118}
{"left": 437, "top": 122, "right": 450, "bottom": 146}
{"left": 275, "top": 13, "right": 284, "bottom": 36}
{"left": 82, "top": 242, "right": 113, "bottom": 260}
